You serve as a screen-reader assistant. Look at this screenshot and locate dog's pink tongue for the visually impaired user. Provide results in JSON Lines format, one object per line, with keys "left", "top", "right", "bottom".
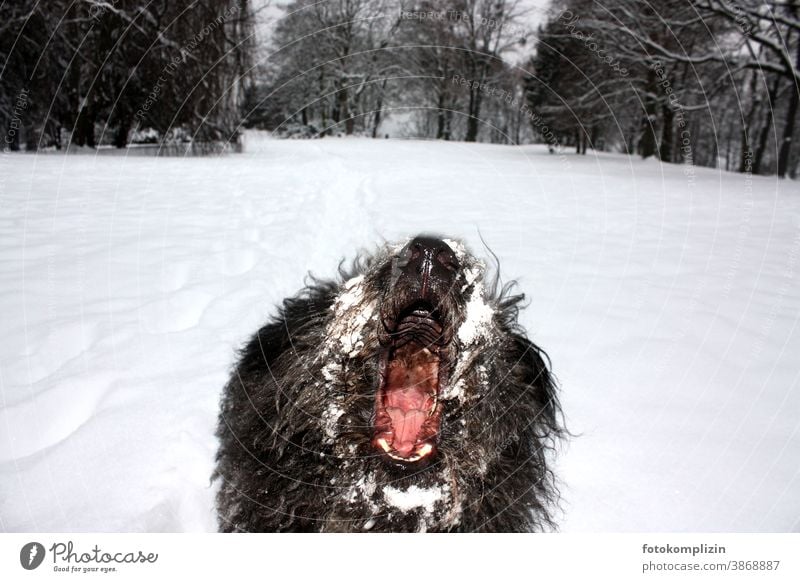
{"left": 385, "top": 408, "right": 427, "bottom": 455}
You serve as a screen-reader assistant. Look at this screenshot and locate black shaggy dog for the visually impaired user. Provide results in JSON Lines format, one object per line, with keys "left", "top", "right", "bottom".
{"left": 214, "top": 235, "right": 565, "bottom": 532}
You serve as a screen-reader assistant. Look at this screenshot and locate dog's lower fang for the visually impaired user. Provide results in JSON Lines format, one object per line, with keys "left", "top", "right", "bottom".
{"left": 384, "top": 442, "right": 435, "bottom": 462}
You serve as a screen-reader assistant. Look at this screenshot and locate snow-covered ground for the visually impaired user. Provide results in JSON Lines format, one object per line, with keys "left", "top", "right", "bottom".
{"left": 1, "top": 132, "right": 798, "bottom": 532}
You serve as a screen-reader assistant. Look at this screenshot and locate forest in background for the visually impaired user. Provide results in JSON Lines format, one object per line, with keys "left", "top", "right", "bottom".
{"left": 528, "top": 0, "right": 800, "bottom": 178}
{"left": 0, "top": 0, "right": 254, "bottom": 152}
{"left": 3, "top": 0, "right": 800, "bottom": 177}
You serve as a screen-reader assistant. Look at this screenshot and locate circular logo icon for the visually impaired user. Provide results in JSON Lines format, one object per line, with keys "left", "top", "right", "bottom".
{"left": 20, "top": 542, "right": 46, "bottom": 570}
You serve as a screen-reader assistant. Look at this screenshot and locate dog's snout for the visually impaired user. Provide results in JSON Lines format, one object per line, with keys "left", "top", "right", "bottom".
{"left": 381, "top": 236, "right": 460, "bottom": 344}
{"left": 401, "top": 236, "right": 459, "bottom": 284}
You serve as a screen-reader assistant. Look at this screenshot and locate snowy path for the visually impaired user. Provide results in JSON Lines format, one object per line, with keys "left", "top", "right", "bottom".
{"left": 1, "top": 132, "right": 799, "bottom": 531}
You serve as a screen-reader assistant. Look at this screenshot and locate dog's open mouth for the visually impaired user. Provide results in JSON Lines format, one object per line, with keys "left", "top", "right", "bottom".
{"left": 372, "top": 303, "right": 450, "bottom": 463}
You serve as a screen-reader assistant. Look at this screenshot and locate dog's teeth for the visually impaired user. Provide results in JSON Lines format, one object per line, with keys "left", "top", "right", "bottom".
{"left": 389, "top": 451, "right": 413, "bottom": 461}
{"left": 417, "top": 443, "right": 433, "bottom": 457}
{"left": 377, "top": 438, "right": 391, "bottom": 452}
{"left": 429, "top": 395, "right": 438, "bottom": 416}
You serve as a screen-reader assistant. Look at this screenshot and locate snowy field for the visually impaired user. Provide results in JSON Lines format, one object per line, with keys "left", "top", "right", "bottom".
{"left": 1, "top": 131, "right": 799, "bottom": 532}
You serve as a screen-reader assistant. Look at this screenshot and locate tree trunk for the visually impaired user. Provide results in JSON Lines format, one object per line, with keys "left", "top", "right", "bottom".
{"left": 739, "top": 70, "right": 760, "bottom": 172}
{"left": 777, "top": 94, "right": 798, "bottom": 178}
{"left": 371, "top": 80, "right": 386, "bottom": 138}
{"left": 436, "top": 88, "right": 447, "bottom": 139}
{"left": 320, "top": 107, "right": 328, "bottom": 137}
{"left": 6, "top": 122, "right": 20, "bottom": 151}
{"left": 26, "top": 123, "right": 40, "bottom": 151}
{"left": 319, "top": 70, "right": 328, "bottom": 137}
{"left": 659, "top": 104, "right": 674, "bottom": 162}
{"left": 465, "top": 87, "right": 482, "bottom": 142}
{"left": 725, "top": 132, "right": 732, "bottom": 170}
{"left": 113, "top": 112, "right": 130, "bottom": 149}
{"left": 336, "top": 85, "right": 352, "bottom": 134}
{"left": 754, "top": 74, "right": 781, "bottom": 174}
{"left": 332, "top": 92, "right": 342, "bottom": 124}
{"left": 639, "top": 115, "right": 658, "bottom": 159}
{"left": 640, "top": 70, "right": 659, "bottom": 159}
{"left": 74, "top": 105, "right": 95, "bottom": 147}
{"left": 681, "top": 121, "right": 696, "bottom": 164}
{"left": 778, "top": 31, "right": 800, "bottom": 177}
{"left": 371, "top": 107, "right": 382, "bottom": 138}
{"left": 626, "top": 130, "right": 636, "bottom": 154}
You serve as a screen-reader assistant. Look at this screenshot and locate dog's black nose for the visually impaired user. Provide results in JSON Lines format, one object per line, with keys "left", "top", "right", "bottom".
{"left": 399, "top": 236, "right": 459, "bottom": 297}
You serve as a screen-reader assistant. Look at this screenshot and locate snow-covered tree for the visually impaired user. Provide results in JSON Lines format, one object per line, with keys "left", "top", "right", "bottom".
{"left": 0, "top": 0, "right": 256, "bottom": 151}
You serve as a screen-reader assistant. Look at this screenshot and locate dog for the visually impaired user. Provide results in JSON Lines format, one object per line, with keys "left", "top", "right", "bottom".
{"left": 214, "top": 235, "right": 564, "bottom": 532}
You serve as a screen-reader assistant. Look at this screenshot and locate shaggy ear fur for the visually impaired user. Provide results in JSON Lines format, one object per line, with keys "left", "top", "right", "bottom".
{"left": 214, "top": 241, "right": 565, "bottom": 533}
{"left": 495, "top": 331, "right": 564, "bottom": 531}
{"left": 214, "top": 284, "right": 339, "bottom": 532}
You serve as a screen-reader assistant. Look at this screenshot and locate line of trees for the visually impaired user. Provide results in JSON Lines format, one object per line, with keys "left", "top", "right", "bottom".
{"left": 526, "top": 0, "right": 800, "bottom": 177}
{"left": 4, "top": 0, "right": 800, "bottom": 177}
{"left": 245, "top": 0, "right": 537, "bottom": 143}
{"left": 246, "top": 0, "right": 800, "bottom": 177}
{"left": 1, "top": 0, "right": 254, "bottom": 152}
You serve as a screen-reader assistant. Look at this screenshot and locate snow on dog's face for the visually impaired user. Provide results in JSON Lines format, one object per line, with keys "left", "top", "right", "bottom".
{"left": 373, "top": 237, "right": 462, "bottom": 463}
{"left": 318, "top": 236, "right": 495, "bottom": 467}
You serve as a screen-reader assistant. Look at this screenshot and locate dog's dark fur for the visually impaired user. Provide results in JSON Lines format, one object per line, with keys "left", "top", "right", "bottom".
{"left": 214, "top": 237, "right": 564, "bottom": 532}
